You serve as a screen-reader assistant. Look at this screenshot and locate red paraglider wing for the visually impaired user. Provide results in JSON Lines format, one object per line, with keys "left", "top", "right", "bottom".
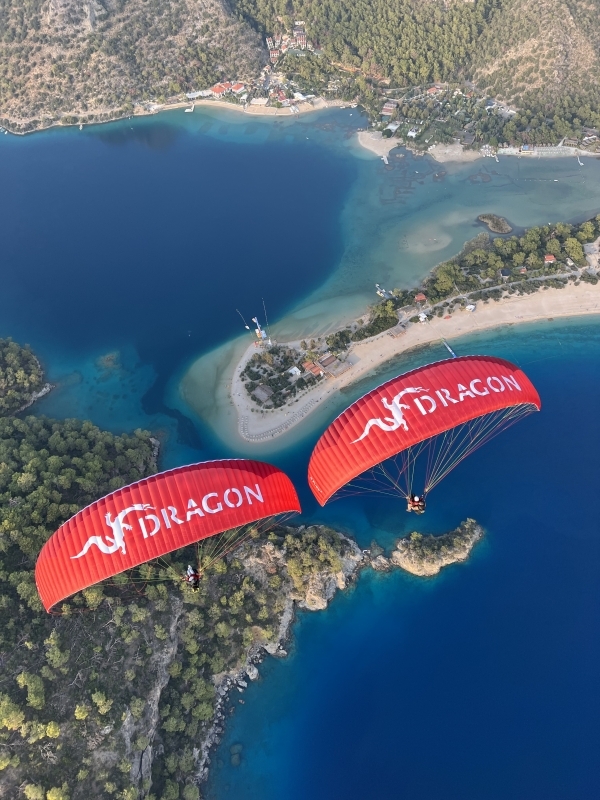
{"left": 308, "top": 356, "right": 541, "bottom": 505}
{"left": 35, "top": 459, "right": 300, "bottom": 611}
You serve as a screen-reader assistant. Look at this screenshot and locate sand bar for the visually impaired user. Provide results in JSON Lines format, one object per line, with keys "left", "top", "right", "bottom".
{"left": 356, "top": 131, "right": 400, "bottom": 159}
{"left": 224, "top": 282, "right": 600, "bottom": 443}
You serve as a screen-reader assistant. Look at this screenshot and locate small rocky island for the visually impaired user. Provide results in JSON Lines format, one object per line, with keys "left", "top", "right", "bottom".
{"left": 388, "top": 518, "right": 483, "bottom": 576}
{"left": 478, "top": 213, "right": 512, "bottom": 233}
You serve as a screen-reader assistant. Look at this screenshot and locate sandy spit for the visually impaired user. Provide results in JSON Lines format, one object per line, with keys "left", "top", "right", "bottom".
{"left": 228, "top": 282, "right": 600, "bottom": 442}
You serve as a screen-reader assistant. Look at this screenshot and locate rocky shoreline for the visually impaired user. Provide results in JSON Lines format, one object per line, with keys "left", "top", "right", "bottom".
{"left": 389, "top": 519, "right": 483, "bottom": 576}
{"left": 193, "top": 529, "right": 365, "bottom": 786}
{"left": 15, "top": 381, "right": 53, "bottom": 413}
{"left": 192, "top": 521, "right": 482, "bottom": 791}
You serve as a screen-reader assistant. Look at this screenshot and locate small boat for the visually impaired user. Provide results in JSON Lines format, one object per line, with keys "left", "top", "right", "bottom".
{"left": 79, "top": 123, "right": 83, "bottom": 130}
{"left": 185, "top": 104, "right": 195, "bottom": 113}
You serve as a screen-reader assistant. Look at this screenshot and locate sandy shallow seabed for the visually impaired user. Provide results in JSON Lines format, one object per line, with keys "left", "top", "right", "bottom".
{"left": 181, "top": 282, "right": 600, "bottom": 447}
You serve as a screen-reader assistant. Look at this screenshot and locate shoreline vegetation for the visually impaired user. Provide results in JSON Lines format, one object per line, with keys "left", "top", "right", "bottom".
{"left": 0, "top": 402, "right": 483, "bottom": 800}
{"left": 222, "top": 220, "right": 600, "bottom": 443}
{"left": 0, "top": 338, "right": 53, "bottom": 415}
{"left": 0, "top": 341, "right": 483, "bottom": 799}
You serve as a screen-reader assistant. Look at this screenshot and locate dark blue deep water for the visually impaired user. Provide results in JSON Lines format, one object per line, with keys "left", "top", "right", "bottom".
{"left": 0, "top": 112, "right": 356, "bottom": 446}
{"left": 207, "top": 320, "right": 600, "bottom": 800}
{"left": 1, "top": 112, "right": 599, "bottom": 799}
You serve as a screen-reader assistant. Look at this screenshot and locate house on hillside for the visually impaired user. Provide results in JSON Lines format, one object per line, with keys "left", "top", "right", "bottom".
{"left": 544, "top": 254, "right": 557, "bottom": 265}
{"left": 414, "top": 292, "right": 427, "bottom": 303}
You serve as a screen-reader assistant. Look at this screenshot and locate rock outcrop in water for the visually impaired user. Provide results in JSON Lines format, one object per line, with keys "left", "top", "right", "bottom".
{"left": 390, "top": 519, "right": 483, "bottom": 576}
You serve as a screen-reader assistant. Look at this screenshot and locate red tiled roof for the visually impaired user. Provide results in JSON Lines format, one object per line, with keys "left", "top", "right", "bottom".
{"left": 544, "top": 254, "right": 556, "bottom": 262}
{"left": 414, "top": 293, "right": 427, "bottom": 302}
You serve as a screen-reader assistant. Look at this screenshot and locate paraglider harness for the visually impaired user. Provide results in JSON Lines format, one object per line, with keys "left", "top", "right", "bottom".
{"left": 184, "top": 564, "right": 201, "bottom": 591}
{"left": 407, "top": 494, "right": 426, "bottom": 514}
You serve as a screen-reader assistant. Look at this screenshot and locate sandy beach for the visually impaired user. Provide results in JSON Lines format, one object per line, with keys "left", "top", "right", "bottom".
{"left": 356, "top": 130, "right": 400, "bottom": 159}
{"left": 227, "top": 281, "right": 600, "bottom": 442}
{"left": 141, "top": 96, "right": 343, "bottom": 119}
{"left": 427, "top": 142, "right": 482, "bottom": 163}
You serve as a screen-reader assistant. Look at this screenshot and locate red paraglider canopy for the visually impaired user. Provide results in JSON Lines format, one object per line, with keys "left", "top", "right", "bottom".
{"left": 35, "top": 459, "right": 300, "bottom": 611}
{"left": 308, "top": 355, "right": 540, "bottom": 505}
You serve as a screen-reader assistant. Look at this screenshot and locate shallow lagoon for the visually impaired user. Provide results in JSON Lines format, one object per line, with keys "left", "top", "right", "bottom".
{"left": 1, "top": 109, "right": 600, "bottom": 798}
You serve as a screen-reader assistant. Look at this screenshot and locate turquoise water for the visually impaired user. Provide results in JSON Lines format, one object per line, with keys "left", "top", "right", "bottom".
{"left": 1, "top": 110, "right": 599, "bottom": 797}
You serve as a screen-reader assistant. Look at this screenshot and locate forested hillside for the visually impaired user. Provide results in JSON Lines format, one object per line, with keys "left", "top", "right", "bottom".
{"left": 233, "top": 0, "right": 600, "bottom": 133}
{"left": 472, "top": 0, "right": 600, "bottom": 127}
{"left": 0, "top": 0, "right": 265, "bottom": 132}
{"left": 235, "top": 0, "right": 492, "bottom": 85}
{"left": 2, "top": 0, "right": 600, "bottom": 136}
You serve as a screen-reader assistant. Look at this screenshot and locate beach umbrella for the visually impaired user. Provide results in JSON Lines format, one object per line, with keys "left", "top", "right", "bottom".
{"left": 308, "top": 355, "right": 541, "bottom": 507}
{"left": 35, "top": 459, "right": 301, "bottom": 611}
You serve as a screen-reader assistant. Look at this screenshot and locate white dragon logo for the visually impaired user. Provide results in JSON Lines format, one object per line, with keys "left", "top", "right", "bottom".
{"left": 71, "top": 504, "right": 153, "bottom": 559}
{"left": 351, "top": 387, "right": 427, "bottom": 443}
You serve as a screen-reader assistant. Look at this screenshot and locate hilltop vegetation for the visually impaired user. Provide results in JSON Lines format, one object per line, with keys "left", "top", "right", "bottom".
{"left": 473, "top": 0, "right": 600, "bottom": 127}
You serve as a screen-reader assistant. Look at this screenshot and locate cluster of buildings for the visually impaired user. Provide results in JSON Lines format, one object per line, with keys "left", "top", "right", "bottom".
{"left": 209, "top": 82, "right": 246, "bottom": 99}
{"left": 186, "top": 82, "right": 246, "bottom": 101}
{"left": 266, "top": 22, "right": 314, "bottom": 64}
{"left": 301, "top": 353, "right": 351, "bottom": 379}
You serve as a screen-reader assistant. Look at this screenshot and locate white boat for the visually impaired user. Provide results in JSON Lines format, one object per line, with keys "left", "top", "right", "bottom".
{"left": 185, "top": 104, "right": 195, "bottom": 113}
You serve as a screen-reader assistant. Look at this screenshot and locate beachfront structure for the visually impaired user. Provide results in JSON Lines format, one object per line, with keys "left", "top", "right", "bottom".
{"left": 231, "top": 83, "right": 246, "bottom": 95}
{"left": 302, "top": 361, "right": 324, "bottom": 378}
{"left": 253, "top": 385, "right": 274, "bottom": 403}
{"left": 210, "top": 82, "right": 232, "bottom": 97}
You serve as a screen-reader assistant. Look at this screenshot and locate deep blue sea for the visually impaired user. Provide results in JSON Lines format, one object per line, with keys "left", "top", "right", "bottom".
{"left": 1, "top": 110, "right": 599, "bottom": 798}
